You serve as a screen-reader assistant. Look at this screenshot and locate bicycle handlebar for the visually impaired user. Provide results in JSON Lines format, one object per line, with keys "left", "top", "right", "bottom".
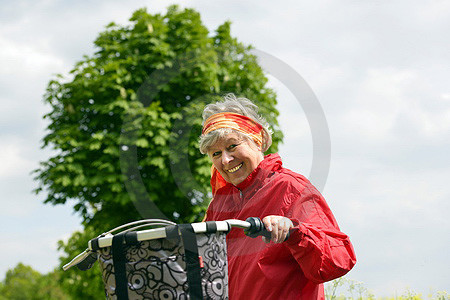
{"left": 243, "top": 217, "right": 290, "bottom": 241}
{"left": 63, "top": 217, "right": 290, "bottom": 271}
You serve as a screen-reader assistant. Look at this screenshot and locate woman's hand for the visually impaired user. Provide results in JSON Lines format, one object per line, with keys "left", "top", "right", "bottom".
{"left": 262, "top": 215, "right": 294, "bottom": 243}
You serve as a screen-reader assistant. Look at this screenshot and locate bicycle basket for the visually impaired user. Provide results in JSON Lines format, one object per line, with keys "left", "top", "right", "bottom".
{"left": 88, "top": 220, "right": 230, "bottom": 300}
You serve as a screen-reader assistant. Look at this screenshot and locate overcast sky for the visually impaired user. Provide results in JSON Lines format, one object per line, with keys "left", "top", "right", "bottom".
{"left": 1, "top": 0, "right": 449, "bottom": 296}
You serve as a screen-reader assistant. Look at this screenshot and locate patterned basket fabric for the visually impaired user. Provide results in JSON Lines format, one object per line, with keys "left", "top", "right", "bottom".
{"left": 98, "top": 232, "right": 228, "bottom": 300}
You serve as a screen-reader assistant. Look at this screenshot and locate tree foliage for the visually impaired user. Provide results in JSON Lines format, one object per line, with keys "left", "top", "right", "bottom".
{"left": 34, "top": 5, "right": 282, "bottom": 231}
{"left": 0, "top": 263, "right": 70, "bottom": 300}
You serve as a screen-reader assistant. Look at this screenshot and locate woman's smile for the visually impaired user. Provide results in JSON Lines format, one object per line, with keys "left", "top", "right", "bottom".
{"left": 226, "top": 162, "right": 243, "bottom": 173}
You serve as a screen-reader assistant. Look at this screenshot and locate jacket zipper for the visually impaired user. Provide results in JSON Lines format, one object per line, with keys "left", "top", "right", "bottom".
{"left": 237, "top": 187, "right": 243, "bottom": 200}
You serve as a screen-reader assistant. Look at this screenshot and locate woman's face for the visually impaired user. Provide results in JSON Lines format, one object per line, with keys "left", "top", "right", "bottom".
{"left": 207, "top": 132, "right": 264, "bottom": 186}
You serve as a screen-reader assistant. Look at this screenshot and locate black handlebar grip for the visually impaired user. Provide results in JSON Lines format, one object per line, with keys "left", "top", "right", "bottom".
{"left": 244, "top": 217, "right": 291, "bottom": 242}
{"left": 244, "top": 217, "right": 272, "bottom": 240}
{"left": 76, "top": 251, "right": 98, "bottom": 271}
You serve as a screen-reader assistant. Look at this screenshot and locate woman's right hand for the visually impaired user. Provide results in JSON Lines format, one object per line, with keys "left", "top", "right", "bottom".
{"left": 262, "top": 215, "right": 293, "bottom": 244}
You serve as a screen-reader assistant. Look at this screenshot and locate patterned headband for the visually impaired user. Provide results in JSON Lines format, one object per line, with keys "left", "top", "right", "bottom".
{"left": 202, "top": 112, "right": 263, "bottom": 148}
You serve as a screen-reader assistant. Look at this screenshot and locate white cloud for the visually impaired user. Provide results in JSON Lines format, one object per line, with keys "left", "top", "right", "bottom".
{"left": 330, "top": 66, "right": 450, "bottom": 152}
{"left": 336, "top": 68, "right": 414, "bottom": 142}
{"left": 0, "top": 36, "right": 64, "bottom": 75}
{"left": 0, "top": 143, "right": 42, "bottom": 218}
{"left": 409, "top": 0, "right": 450, "bottom": 24}
{"left": 0, "top": 140, "right": 34, "bottom": 178}
{"left": 324, "top": 160, "right": 450, "bottom": 295}
{"left": 0, "top": 211, "right": 83, "bottom": 278}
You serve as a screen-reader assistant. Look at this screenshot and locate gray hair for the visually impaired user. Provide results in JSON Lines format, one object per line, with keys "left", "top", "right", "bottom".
{"left": 199, "top": 93, "right": 273, "bottom": 154}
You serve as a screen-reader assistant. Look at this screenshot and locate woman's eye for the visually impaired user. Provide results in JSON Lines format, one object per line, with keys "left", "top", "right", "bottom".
{"left": 212, "top": 151, "right": 221, "bottom": 157}
{"left": 228, "top": 144, "right": 238, "bottom": 150}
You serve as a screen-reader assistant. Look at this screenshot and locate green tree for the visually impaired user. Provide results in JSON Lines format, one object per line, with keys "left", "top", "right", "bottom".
{"left": 34, "top": 5, "right": 281, "bottom": 229}
{"left": 33, "top": 5, "right": 282, "bottom": 298}
{"left": 0, "top": 263, "right": 41, "bottom": 300}
{"left": 0, "top": 263, "right": 70, "bottom": 300}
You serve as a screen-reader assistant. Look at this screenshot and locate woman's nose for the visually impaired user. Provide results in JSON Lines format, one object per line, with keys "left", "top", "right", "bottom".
{"left": 221, "top": 151, "right": 233, "bottom": 165}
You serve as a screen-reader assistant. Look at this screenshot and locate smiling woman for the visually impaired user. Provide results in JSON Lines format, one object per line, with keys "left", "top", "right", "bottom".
{"left": 199, "top": 95, "right": 272, "bottom": 192}
{"left": 199, "top": 93, "right": 357, "bottom": 299}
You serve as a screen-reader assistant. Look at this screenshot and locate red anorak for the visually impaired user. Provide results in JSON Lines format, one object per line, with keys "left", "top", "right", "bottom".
{"left": 205, "top": 153, "right": 356, "bottom": 299}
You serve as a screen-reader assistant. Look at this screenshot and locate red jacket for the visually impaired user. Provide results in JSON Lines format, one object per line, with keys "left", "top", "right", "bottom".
{"left": 205, "top": 153, "right": 356, "bottom": 299}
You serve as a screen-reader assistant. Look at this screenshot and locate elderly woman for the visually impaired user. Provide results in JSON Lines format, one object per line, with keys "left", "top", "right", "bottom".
{"left": 199, "top": 94, "right": 356, "bottom": 299}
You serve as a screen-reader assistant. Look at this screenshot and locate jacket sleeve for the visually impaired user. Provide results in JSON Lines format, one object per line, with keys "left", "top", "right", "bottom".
{"left": 283, "top": 183, "right": 356, "bottom": 284}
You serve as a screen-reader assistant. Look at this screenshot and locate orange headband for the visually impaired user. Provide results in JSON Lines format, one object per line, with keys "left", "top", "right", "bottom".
{"left": 202, "top": 112, "right": 263, "bottom": 148}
